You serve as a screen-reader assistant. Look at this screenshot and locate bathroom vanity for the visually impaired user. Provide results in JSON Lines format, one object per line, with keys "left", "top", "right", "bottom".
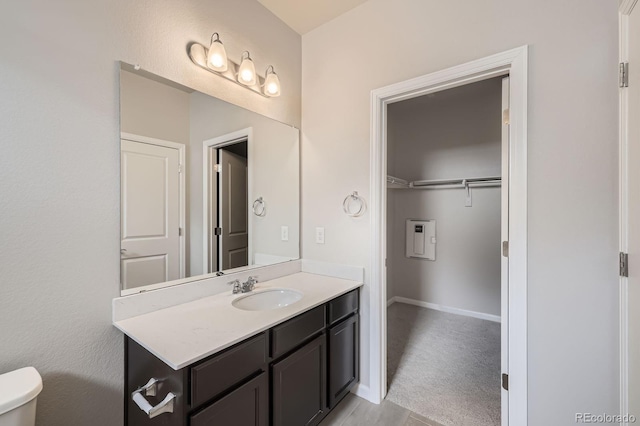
{"left": 113, "top": 62, "right": 362, "bottom": 426}
{"left": 114, "top": 272, "right": 362, "bottom": 426}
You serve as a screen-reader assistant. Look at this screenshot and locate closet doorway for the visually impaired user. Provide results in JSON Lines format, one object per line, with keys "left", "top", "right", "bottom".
{"left": 385, "top": 77, "right": 506, "bottom": 426}
{"left": 369, "top": 46, "right": 528, "bottom": 426}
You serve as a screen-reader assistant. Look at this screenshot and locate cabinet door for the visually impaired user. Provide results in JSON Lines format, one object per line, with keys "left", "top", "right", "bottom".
{"left": 328, "top": 315, "right": 359, "bottom": 408}
{"left": 190, "top": 373, "right": 268, "bottom": 426}
{"left": 272, "top": 334, "right": 327, "bottom": 426}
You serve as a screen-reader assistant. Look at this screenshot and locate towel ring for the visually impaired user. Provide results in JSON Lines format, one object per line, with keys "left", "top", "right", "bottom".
{"left": 252, "top": 197, "right": 266, "bottom": 217}
{"left": 343, "top": 191, "right": 366, "bottom": 217}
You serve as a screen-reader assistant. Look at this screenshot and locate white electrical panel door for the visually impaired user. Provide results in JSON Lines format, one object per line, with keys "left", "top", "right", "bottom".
{"left": 406, "top": 220, "right": 436, "bottom": 260}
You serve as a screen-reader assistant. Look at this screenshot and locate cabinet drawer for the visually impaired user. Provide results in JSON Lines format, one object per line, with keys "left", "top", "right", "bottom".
{"left": 190, "top": 333, "right": 267, "bottom": 407}
{"left": 328, "top": 290, "right": 359, "bottom": 326}
{"left": 190, "top": 372, "right": 268, "bottom": 426}
{"left": 271, "top": 306, "right": 325, "bottom": 359}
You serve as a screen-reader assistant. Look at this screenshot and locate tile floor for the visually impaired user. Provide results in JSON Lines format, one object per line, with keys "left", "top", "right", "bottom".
{"left": 319, "top": 393, "right": 445, "bottom": 426}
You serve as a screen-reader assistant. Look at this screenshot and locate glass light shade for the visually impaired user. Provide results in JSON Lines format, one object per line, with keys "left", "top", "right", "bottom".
{"left": 207, "top": 39, "right": 228, "bottom": 72}
{"left": 264, "top": 71, "right": 281, "bottom": 97}
{"left": 237, "top": 55, "right": 257, "bottom": 86}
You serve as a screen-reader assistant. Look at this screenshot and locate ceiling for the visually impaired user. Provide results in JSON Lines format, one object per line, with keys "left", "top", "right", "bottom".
{"left": 257, "top": 0, "right": 369, "bottom": 34}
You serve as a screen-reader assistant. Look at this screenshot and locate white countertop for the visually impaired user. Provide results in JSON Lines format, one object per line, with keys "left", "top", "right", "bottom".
{"left": 113, "top": 272, "right": 362, "bottom": 370}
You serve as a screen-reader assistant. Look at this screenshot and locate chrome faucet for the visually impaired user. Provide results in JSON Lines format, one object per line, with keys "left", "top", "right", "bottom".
{"left": 228, "top": 279, "right": 241, "bottom": 294}
{"left": 241, "top": 276, "right": 258, "bottom": 293}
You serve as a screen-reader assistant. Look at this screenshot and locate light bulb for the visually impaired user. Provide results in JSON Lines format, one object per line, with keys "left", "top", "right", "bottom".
{"left": 241, "top": 69, "right": 254, "bottom": 82}
{"left": 267, "top": 82, "right": 278, "bottom": 94}
{"left": 207, "top": 33, "right": 228, "bottom": 72}
{"left": 237, "top": 52, "right": 257, "bottom": 86}
{"left": 263, "top": 66, "right": 281, "bottom": 97}
{"left": 210, "top": 53, "right": 224, "bottom": 68}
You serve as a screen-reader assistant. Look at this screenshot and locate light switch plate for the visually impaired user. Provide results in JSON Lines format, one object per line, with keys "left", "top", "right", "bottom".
{"left": 315, "top": 227, "right": 325, "bottom": 244}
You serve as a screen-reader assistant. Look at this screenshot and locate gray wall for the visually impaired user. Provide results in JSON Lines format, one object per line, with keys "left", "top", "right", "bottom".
{"left": 301, "top": 0, "right": 619, "bottom": 423}
{"left": 0, "top": 1, "right": 300, "bottom": 425}
{"left": 387, "top": 78, "right": 502, "bottom": 317}
{"left": 120, "top": 70, "right": 191, "bottom": 146}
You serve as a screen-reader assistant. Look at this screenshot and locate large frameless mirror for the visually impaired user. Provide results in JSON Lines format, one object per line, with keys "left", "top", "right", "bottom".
{"left": 119, "top": 63, "right": 299, "bottom": 295}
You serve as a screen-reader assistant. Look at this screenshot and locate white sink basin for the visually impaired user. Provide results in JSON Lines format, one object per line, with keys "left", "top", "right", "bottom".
{"left": 232, "top": 289, "right": 303, "bottom": 311}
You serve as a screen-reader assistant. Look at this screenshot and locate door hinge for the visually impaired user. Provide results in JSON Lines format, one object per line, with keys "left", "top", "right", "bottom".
{"left": 620, "top": 252, "right": 629, "bottom": 277}
{"left": 178, "top": 163, "right": 183, "bottom": 173}
{"left": 620, "top": 62, "right": 629, "bottom": 88}
{"left": 214, "top": 227, "right": 222, "bottom": 236}
{"left": 502, "top": 373, "right": 509, "bottom": 391}
{"left": 178, "top": 227, "right": 182, "bottom": 237}
{"left": 502, "top": 241, "right": 509, "bottom": 257}
{"left": 213, "top": 164, "right": 222, "bottom": 173}
{"left": 502, "top": 108, "right": 510, "bottom": 125}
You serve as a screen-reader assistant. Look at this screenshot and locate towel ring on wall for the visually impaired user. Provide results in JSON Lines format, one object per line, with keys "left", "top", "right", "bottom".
{"left": 343, "top": 191, "right": 366, "bottom": 217}
{"left": 252, "top": 197, "right": 266, "bottom": 217}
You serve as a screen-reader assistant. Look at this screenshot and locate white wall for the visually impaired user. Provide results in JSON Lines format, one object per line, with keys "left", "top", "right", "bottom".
{"left": 301, "top": 0, "right": 619, "bottom": 423}
{"left": 387, "top": 78, "right": 502, "bottom": 317}
{"left": 0, "top": 1, "right": 300, "bottom": 425}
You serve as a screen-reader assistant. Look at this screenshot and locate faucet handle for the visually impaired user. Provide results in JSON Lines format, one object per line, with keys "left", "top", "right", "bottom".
{"left": 246, "top": 276, "right": 258, "bottom": 291}
{"left": 228, "top": 279, "right": 241, "bottom": 294}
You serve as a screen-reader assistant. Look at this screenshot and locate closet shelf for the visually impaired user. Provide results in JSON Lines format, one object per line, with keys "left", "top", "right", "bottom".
{"left": 387, "top": 175, "right": 501, "bottom": 190}
{"left": 410, "top": 176, "right": 501, "bottom": 189}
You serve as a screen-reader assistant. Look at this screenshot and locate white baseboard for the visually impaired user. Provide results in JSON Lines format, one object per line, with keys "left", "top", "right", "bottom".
{"left": 388, "top": 296, "right": 501, "bottom": 323}
{"left": 350, "top": 383, "right": 372, "bottom": 402}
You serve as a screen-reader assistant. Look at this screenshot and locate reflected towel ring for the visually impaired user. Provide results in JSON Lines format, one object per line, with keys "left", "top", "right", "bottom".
{"left": 253, "top": 197, "right": 266, "bottom": 217}
{"left": 343, "top": 191, "right": 366, "bottom": 217}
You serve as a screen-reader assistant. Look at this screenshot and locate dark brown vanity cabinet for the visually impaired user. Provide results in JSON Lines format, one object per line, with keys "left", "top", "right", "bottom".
{"left": 125, "top": 289, "right": 359, "bottom": 426}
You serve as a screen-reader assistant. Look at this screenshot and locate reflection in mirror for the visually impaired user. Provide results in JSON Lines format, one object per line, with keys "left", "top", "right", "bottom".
{"left": 119, "top": 64, "right": 299, "bottom": 295}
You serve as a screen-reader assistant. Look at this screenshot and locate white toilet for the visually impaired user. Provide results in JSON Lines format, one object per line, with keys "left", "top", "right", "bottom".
{"left": 0, "top": 367, "right": 43, "bottom": 426}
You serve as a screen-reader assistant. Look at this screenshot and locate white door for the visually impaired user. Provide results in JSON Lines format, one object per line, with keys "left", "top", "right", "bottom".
{"left": 219, "top": 149, "right": 248, "bottom": 270}
{"left": 121, "top": 139, "right": 181, "bottom": 289}
{"left": 501, "top": 76, "right": 510, "bottom": 425}
{"left": 625, "top": 1, "right": 640, "bottom": 419}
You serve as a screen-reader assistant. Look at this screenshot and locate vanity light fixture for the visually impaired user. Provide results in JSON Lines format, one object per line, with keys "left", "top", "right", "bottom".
{"left": 206, "top": 33, "right": 228, "bottom": 72}
{"left": 187, "top": 32, "right": 282, "bottom": 98}
{"left": 263, "top": 66, "right": 281, "bottom": 97}
{"left": 237, "top": 51, "right": 257, "bottom": 86}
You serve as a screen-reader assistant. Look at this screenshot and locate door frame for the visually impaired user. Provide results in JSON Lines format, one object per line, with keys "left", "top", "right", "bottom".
{"left": 369, "top": 46, "right": 528, "bottom": 425}
{"left": 619, "top": 0, "right": 636, "bottom": 419}
{"left": 120, "top": 132, "right": 186, "bottom": 281}
{"left": 202, "top": 128, "right": 253, "bottom": 273}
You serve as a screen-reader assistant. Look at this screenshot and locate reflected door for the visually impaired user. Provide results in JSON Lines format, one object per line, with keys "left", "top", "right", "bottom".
{"left": 121, "top": 139, "right": 181, "bottom": 289}
{"left": 219, "top": 149, "right": 248, "bottom": 269}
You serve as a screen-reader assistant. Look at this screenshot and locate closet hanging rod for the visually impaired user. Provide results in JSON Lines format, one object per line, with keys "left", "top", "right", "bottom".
{"left": 411, "top": 181, "right": 501, "bottom": 190}
{"left": 386, "top": 175, "right": 410, "bottom": 187}
{"left": 410, "top": 176, "right": 501, "bottom": 188}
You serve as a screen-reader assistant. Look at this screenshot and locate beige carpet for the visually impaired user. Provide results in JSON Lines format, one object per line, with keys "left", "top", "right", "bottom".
{"left": 386, "top": 303, "right": 501, "bottom": 426}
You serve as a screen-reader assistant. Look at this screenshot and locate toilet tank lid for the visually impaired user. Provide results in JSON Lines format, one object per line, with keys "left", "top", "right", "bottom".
{"left": 0, "top": 367, "right": 43, "bottom": 416}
